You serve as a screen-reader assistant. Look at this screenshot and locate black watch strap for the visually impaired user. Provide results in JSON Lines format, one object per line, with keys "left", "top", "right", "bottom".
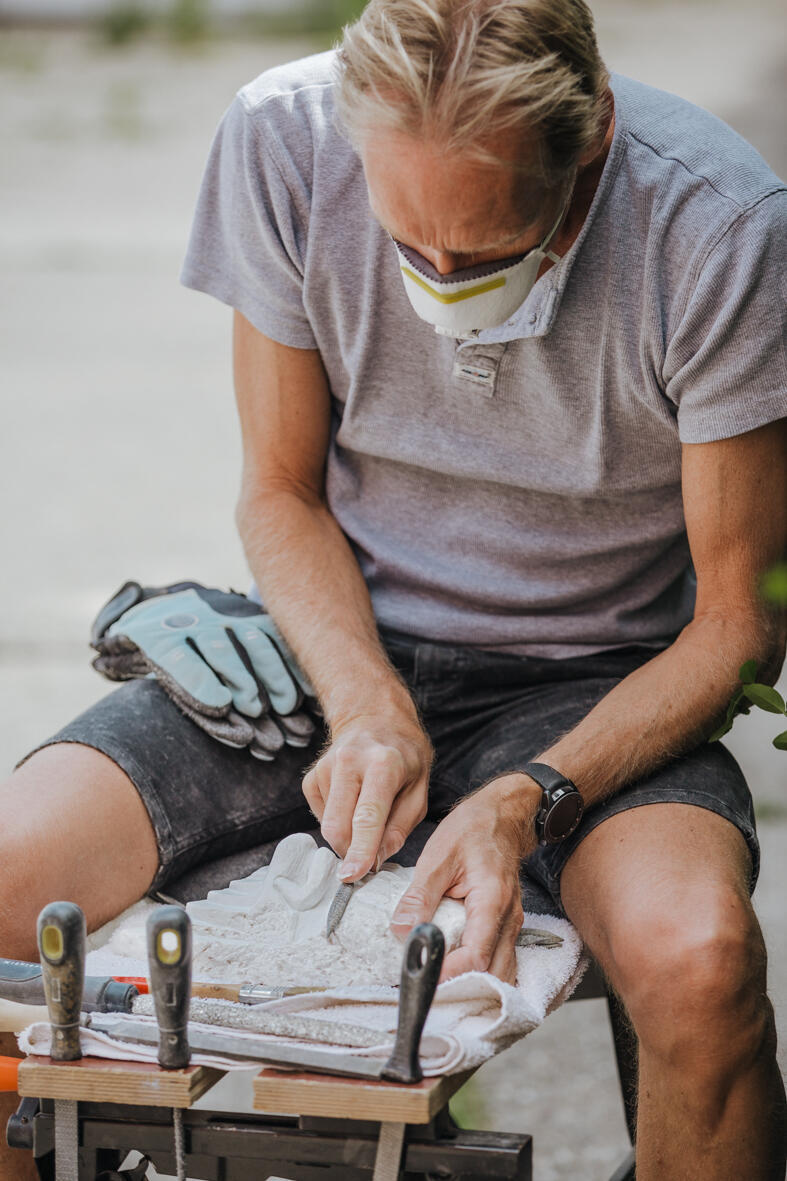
{"left": 523, "top": 761, "right": 573, "bottom": 793}
{"left": 524, "top": 761, "right": 584, "bottom": 846}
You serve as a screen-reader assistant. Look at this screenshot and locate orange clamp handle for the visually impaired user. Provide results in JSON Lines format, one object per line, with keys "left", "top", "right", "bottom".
{"left": 0, "top": 1056, "right": 20, "bottom": 1093}
{"left": 113, "top": 976, "right": 149, "bottom": 994}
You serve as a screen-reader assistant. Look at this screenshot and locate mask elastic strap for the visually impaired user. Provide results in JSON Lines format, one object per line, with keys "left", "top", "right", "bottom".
{"left": 537, "top": 179, "right": 575, "bottom": 258}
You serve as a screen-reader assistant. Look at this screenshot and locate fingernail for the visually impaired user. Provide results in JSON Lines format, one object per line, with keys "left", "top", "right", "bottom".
{"left": 339, "top": 860, "right": 362, "bottom": 880}
{"left": 377, "top": 840, "right": 402, "bottom": 871}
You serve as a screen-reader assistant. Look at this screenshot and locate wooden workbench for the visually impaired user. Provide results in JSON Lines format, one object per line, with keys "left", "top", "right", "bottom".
{"left": 13, "top": 1056, "right": 532, "bottom": 1180}
{"left": 17, "top": 1054, "right": 223, "bottom": 1108}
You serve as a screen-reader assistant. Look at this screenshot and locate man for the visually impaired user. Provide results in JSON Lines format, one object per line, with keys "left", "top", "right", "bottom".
{"left": 2, "top": 0, "right": 785, "bottom": 1175}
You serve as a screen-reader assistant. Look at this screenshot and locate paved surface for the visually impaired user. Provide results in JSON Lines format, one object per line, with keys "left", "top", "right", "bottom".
{"left": 1, "top": 7, "right": 785, "bottom": 1178}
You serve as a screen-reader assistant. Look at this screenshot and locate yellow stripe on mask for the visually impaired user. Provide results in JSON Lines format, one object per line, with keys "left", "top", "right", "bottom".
{"left": 400, "top": 266, "right": 506, "bottom": 304}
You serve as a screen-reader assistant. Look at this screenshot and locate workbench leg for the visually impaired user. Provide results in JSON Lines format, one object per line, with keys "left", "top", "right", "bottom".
{"left": 372, "top": 1120, "right": 406, "bottom": 1181}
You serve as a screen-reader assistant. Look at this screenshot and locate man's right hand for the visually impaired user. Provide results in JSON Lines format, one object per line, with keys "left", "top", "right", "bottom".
{"left": 302, "top": 714, "right": 432, "bottom": 880}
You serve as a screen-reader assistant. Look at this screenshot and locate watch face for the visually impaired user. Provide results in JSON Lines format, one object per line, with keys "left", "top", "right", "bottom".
{"left": 544, "top": 791, "right": 583, "bottom": 841}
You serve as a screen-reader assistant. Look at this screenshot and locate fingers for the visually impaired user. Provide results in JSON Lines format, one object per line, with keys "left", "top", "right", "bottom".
{"left": 390, "top": 854, "right": 453, "bottom": 939}
{"left": 377, "top": 790, "right": 428, "bottom": 868}
{"left": 338, "top": 748, "right": 409, "bottom": 880}
{"left": 190, "top": 627, "right": 262, "bottom": 715}
{"left": 302, "top": 762, "right": 330, "bottom": 824}
{"left": 487, "top": 934, "right": 519, "bottom": 986}
{"left": 302, "top": 725, "right": 429, "bottom": 878}
{"left": 240, "top": 626, "right": 300, "bottom": 715}
{"left": 278, "top": 711, "right": 316, "bottom": 748}
{"left": 148, "top": 634, "right": 233, "bottom": 712}
{"left": 318, "top": 765, "right": 362, "bottom": 858}
{"left": 442, "top": 890, "right": 524, "bottom": 983}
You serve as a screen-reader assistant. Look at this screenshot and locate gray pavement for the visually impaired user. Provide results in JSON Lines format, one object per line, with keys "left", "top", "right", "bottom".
{"left": 1, "top": 8, "right": 785, "bottom": 1178}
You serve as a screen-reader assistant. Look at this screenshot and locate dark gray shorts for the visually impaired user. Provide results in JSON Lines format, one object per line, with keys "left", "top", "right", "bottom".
{"left": 29, "top": 634, "right": 759, "bottom": 916}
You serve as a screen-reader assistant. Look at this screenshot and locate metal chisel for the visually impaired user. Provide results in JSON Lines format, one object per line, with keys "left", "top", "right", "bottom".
{"left": 146, "top": 905, "right": 192, "bottom": 1071}
{"left": 115, "top": 977, "right": 334, "bottom": 1003}
{"left": 0, "top": 957, "right": 138, "bottom": 1011}
{"left": 146, "top": 905, "right": 192, "bottom": 1181}
{"left": 37, "top": 903, "right": 86, "bottom": 1063}
{"left": 38, "top": 901, "right": 86, "bottom": 1181}
{"left": 91, "top": 922, "right": 445, "bottom": 1083}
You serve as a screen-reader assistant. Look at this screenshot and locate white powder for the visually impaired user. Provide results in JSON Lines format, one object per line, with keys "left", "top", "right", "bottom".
{"left": 190, "top": 872, "right": 466, "bottom": 987}
{"left": 106, "top": 834, "right": 466, "bottom": 987}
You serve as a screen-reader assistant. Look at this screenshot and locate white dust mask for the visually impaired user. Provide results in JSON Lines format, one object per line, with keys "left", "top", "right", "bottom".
{"left": 393, "top": 193, "right": 570, "bottom": 339}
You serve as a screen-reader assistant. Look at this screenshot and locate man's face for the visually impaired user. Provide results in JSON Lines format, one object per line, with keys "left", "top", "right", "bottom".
{"left": 361, "top": 127, "right": 559, "bottom": 274}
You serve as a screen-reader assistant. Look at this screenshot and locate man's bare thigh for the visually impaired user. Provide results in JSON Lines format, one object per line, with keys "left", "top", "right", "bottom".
{"left": 0, "top": 742, "right": 158, "bottom": 958}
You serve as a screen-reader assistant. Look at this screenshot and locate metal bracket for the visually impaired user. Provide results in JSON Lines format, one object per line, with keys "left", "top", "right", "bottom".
{"left": 34, "top": 1102, "right": 532, "bottom": 1180}
{"left": 96, "top": 1153, "right": 154, "bottom": 1180}
{"left": 6, "top": 1095, "right": 40, "bottom": 1151}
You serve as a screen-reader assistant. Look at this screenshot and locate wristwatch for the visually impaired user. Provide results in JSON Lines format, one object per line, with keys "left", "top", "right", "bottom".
{"left": 524, "top": 761, "right": 584, "bottom": 846}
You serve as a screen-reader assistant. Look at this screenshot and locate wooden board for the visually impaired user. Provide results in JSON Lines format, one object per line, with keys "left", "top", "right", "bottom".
{"left": 253, "top": 1067, "right": 473, "bottom": 1124}
{"left": 17, "top": 1055, "right": 223, "bottom": 1108}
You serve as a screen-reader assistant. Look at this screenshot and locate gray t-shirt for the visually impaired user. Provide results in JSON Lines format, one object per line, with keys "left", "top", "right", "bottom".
{"left": 182, "top": 52, "right": 786, "bottom": 658}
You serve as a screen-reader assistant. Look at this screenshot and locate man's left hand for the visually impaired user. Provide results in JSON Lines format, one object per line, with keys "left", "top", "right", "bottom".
{"left": 390, "top": 775, "right": 541, "bottom": 983}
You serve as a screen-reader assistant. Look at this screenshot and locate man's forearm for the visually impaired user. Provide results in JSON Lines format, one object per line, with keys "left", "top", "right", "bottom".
{"left": 236, "top": 486, "right": 416, "bottom": 729}
{"left": 534, "top": 611, "right": 785, "bottom": 808}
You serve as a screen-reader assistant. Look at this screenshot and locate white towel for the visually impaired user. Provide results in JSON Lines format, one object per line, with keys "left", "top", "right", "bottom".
{"left": 20, "top": 835, "right": 587, "bottom": 1075}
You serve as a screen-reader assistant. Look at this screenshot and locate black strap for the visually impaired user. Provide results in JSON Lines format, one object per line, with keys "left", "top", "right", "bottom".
{"left": 523, "top": 761, "right": 575, "bottom": 793}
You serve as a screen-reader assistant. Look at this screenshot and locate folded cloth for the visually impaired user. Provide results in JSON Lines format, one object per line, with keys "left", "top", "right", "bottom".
{"left": 18, "top": 1019, "right": 251, "bottom": 1071}
{"left": 23, "top": 835, "right": 587, "bottom": 1076}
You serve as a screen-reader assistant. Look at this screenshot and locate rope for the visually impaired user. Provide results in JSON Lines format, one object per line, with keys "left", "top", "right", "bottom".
{"left": 173, "top": 1106, "right": 186, "bottom": 1181}
{"left": 54, "top": 1099, "right": 79, "bottom": 1181}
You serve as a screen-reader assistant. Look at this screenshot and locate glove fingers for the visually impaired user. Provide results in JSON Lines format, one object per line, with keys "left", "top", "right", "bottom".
{"left": 191, "top": 629, "right": 263, "bottom": 717}
{"left": 173, "top": 697, "right": 254, "bottom": 748}
{"left": 235, "top": 627, "right": 300, "bottom": 715}
{"left": 147, "top": 642, "right": 233, "bottom": 713}
{"left": 277, "top": 710, "right": 317, "bottom": 748}
{"left": 246, "top": 712, "right": 287, "bottom": 755}
{"left": 258, "top": 619, "right": 316, "bottom": 699}
{"left": 226, "top": 710, "right": 279, "bottom": 761}
{"left": 97, "top": 632, "right": 139, "bottom": 658}
{"left": 92, "top": 651, "right": 151, "bottom": 682}
{"left": 249, "top": 744, "right": 275, "bottom": 762}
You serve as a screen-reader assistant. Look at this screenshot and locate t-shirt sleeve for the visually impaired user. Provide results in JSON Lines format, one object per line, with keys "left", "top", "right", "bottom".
{"left": 663, "top": 188, "right": 787, "bottom": 443}
{"left": 180, "top": 95, "right": 317, "bottom": 349}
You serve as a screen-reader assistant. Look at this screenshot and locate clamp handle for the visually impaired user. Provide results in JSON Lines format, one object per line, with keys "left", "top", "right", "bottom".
{"left": 37, "top": 902, "right": 86, "bottom": 1062}
{"left": 381, "top": 922, "right": 444, "bottom": 1084}
{"left": 146, "top": 906, "right": 192, "bottom": 1069}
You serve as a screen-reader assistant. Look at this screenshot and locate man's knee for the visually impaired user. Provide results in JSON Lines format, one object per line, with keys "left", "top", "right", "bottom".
{"left": 0, "top": 744, "right": 159, "bottom": 959}
{"left": 605, "top": 885, "right": 771, "bottom": 1073}
{"left": 0, "top": 827, "right": 48, "bottom": 959}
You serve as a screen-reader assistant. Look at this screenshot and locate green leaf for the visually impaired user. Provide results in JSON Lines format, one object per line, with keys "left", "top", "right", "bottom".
{"left": 709, "top": 719, "right": 733, "bottom": 742}
{"left": 761, "top": 562, "right": 787, "bottom": 605}
{"left": 738, "top": 660, "right": 758, "bottom": 684}
{"left": 742, "top": 683, "right": 787, "bottom": 714}
{"left": 724, "top": 687, "right": 744, "bottom": 722}
{"left": 773, "top": 730, "right": 787, "bottom": 751}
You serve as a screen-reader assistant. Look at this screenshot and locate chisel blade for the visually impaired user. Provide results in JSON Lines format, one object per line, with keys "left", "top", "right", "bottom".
{"left": 515, "top": 928, "right": 564, "bottom": 949}
{"left": 325, "top": 880, "right": 355, "bottom": 939}
{"left": 89, "top": 922, "right": 446, "bottom": 1085}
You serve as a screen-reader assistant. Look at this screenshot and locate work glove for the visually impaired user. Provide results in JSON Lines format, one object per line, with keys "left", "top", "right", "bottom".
{"left": 90, "top": 580, "right": 318, "bottom": 760}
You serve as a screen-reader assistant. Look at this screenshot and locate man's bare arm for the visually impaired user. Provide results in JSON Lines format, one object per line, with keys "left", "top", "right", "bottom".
{"left": 393, "top": 418, "right": 786, "bottom": 980}
{"left": 233, "top": 312, "right": 430, "bottom": 872}
{"left": 532, "top": 418, "right": 787, "bottom": 803}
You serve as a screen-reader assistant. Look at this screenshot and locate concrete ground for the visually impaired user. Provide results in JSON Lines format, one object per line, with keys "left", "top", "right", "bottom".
{"left": 1, "top": 6, "right": 785, "bottom": 1178}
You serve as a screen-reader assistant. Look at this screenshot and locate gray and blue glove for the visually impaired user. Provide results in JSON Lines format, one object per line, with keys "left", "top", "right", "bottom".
{"left": 91, "top": 580, "right": 318, "bottom": 760}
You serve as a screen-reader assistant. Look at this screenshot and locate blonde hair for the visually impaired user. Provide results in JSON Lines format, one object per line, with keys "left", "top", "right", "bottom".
{"left": 335, "top": 0, "right": 610, "bottom": 192}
